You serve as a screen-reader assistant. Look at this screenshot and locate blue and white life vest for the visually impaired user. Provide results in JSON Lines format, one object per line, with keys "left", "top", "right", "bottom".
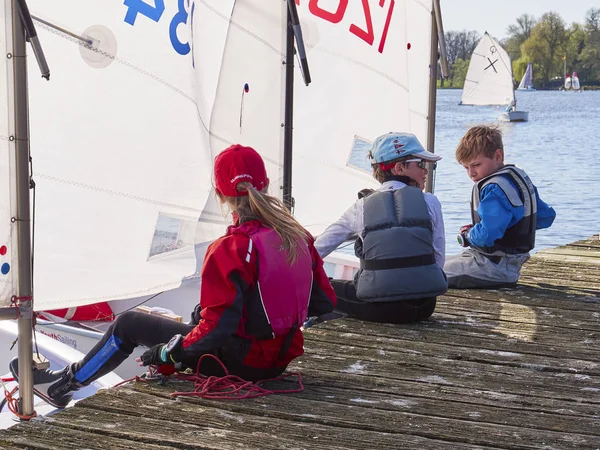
{"left": 471, "top": 165, "right": 537, "bottom": 255}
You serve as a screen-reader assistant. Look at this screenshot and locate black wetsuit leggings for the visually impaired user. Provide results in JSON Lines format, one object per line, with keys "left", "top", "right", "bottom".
{"left": 330, "top": 280, "right": 436, "bottom": 324}
{"left": 70, "top": 311, "right": 285, "bottom": 385}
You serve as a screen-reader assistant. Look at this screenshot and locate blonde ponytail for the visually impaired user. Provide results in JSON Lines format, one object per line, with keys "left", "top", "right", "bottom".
{"left": 219, "top": 182, "right": 310, "bottom": 264}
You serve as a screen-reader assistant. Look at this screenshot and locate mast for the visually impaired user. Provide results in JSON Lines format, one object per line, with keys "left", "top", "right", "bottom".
{"left": 12, "top": 0, "right": 35, "bottom": 417}
{"left": 282, "top": 0, "right": 311, "bottom": 211}
{"left": 0, "top": 0, "right": 49, "bottom": 417}
{"left": 563, "top": 54, "right": 566, "bottom": 88}
{"left": 425, "top": 0, "right": 448, "bottom": 194}
{"left": 282, "top": 5, "right": 294, "bottom": 211}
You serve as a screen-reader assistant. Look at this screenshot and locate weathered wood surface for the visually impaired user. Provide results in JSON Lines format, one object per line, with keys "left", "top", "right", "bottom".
{"left": 1, "top": 236, "right": 599, "bottom": 449}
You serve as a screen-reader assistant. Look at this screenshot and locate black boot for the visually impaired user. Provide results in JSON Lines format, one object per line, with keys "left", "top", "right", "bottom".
{"left": 9, "top": 357, "right": 82, "bottom": 408}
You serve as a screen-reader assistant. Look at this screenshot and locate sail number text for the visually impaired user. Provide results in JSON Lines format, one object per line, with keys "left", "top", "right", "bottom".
{"left": 122, "top": 0, "right": 395, "bottom": 57}
{"left": 296, "top": 0, "right": 395, "bottom": 54}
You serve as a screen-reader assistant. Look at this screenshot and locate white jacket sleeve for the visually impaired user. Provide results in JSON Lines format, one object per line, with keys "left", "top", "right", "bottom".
{"left": 314, "top": 199, "right": 363, "bottom": 258}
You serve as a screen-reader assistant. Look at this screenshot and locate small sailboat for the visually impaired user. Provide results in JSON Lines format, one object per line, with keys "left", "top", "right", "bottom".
{"left": 517, "top": 62, "right": 536, "bottom": 91}
{"left": 460, "top": 32, "right": 528, "bottom": 122}
{"left": 564, "top": 74, "right": 572, "bottom": 90}
{"left": 572, "top": 71, "right": 581, "bottom": 90}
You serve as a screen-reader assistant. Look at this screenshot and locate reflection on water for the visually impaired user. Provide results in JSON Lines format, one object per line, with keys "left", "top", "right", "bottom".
{"left": 349, "top": 89, "right": 600, "bottom": 256}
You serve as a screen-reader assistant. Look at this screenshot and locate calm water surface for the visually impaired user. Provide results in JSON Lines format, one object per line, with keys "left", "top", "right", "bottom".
{"left": 351, "top": 89, "right": 600, "bottom": 256}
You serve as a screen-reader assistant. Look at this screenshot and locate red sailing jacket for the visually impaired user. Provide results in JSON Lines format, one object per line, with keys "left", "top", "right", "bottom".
{"left": 181, "top": 219, "right": 336, "bottom": 369}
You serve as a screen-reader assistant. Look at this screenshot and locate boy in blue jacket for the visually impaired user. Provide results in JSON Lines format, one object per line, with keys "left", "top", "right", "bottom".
{"left": 444, "top": 125, "right": 556, "bottom": 288}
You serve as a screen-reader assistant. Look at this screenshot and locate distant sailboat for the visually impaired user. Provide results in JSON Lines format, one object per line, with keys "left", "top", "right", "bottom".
{"left": 565, "top": 73, "right": 572, "bottom": 90}
{"left": 460, "top": 32, "right": 528, "bottom": 122}
{"left": 517, "top": 62, "right": 535, "bottom": 91}
{"left": 572, "top": 71, "right": 581, "bottom": 90}
{"left": 564, "top": 72, "right": 581, "bottom": 91}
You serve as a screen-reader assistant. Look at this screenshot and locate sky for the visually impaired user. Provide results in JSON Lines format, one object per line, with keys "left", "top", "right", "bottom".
{"left": 441, "top": 0, "right": 598, "bottom": 40}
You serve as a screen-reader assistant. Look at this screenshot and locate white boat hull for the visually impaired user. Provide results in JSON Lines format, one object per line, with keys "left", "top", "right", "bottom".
{"left": 0, "top": 321, "right": 122, "bottom": 429}
{"left": 499, "top": 111, "right": 529, "bottom": 122}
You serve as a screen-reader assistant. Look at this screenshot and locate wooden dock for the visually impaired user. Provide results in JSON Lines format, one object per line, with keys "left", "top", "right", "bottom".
{"left": 1, "top": 236, "right": 599, "bottom": 449}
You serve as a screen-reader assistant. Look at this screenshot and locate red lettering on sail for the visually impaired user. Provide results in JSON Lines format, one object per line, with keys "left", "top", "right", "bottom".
{"left": 308, "top": 0, "right": 348, "bottom": 24}
{"left": 349, "top": 0, "right": 374, "bottom": 46}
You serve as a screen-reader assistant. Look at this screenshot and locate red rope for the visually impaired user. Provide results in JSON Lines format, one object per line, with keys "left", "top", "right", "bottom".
{"left": 1, "top": 381, "right": 37, "bottom": 420}
{"left": 170, "top": 354, "right": 303, "bottom": 400}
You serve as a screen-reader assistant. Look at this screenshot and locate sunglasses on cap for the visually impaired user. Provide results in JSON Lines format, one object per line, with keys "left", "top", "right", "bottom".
{"left": 404, "top": 158, "right": 437, "bottom": 170}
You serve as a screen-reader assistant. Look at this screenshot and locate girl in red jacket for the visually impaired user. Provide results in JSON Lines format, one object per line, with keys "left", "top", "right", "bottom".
{"left": 10, "top": 144, "right": 336, "bottom": 408}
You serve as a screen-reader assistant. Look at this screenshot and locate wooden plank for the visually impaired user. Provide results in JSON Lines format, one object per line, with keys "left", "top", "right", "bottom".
{"left": 305, "top": 327, "right": 600, "bottom": 376}
{"left": 127, "top": 377, "right": 600, "bottom": 439}
{"left": 315, "top": 317, "right": 600, "bottom": 358}
{"left": 537, "top": 248, "right": 600, "bottom": 258}
{"left": 440, "top": 296, "right": 600, "bottom": 330}
{"left": 121, "top": 383, "right": 599, "bottom": 450}
{"left": 296, "top": 367, "right": 600, "bottom": 419}
{"left": 299, "top": 339, "right": 600, "bottom": 403}
{"left": 69, "top": 387, "right": 487, "bottom": 450}
{"left": 443, "top": 288, "right": 600, "bottom": 312}
{"left": 533, "top": 253, "right": 600, "bottom": 265}
{"left": 0, "top": 423, "right": 180, "bottom": 450}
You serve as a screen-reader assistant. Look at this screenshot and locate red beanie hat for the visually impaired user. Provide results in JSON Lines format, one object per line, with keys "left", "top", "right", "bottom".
{"left": 214, "top": 144, "right": 268, "bottom": 197}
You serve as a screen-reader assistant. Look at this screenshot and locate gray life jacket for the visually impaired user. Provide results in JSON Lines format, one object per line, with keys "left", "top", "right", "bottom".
{"left": 471, "top": 164, "right": 537, "bottom": 255}
{"left": 354, "top": 187, "right": 447, "bottom": 302}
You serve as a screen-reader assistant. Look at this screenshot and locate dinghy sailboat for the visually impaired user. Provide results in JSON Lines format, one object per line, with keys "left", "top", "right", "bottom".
{"left": 517, "top": 62, "right": 535, "bottom": 91}
{"left": 460, "top": 32, "right": 528, "bottom": 122}
{"left": 2, "top": 0, "right": 448, "bottom": 422}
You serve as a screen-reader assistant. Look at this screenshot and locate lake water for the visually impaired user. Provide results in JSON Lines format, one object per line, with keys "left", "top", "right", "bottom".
{"left": 351, "top": 89, "right": 600, "bottom": 257}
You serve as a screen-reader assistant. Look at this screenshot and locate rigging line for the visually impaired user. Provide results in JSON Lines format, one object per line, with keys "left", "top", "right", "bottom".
{"left": 31, "top": 15, "right": 92, "bottom": 45}
{"left": 34, "top": 173, "right": 203, "bottom": 213}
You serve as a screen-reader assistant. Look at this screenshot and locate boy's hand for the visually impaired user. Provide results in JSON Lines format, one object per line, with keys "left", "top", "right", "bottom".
{"left": 459, "top": 224, "right": 473, "bottom": 234}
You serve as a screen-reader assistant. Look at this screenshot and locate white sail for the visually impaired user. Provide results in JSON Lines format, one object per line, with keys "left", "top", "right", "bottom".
{"left": 572, "top": 72, "right": 580, "bottom": 90}
{"left": 517, "top": 62, "right": 534, "bottom": 90}
{"left": 0, "top": 1, "right": 18, "bottom": 308}
{"left": 292, "top": 0, "right": 433, "bottom": 232}
{"left": 461, "top": 32, "right": 514, "bottom": 106}
{"left": 198, "top": 0, "right": 434, "bottom": 235}
{"left": 564, "top": 75, "right": 572, "bottom": 90}
{"left": 196, "top": 0, "right": 286, "bottom": 217}
{"left": 19, "top": 1, "right": 224, "bottom": 310}
{"left": 3, "top": 0, "right": 436, "bottom": 312}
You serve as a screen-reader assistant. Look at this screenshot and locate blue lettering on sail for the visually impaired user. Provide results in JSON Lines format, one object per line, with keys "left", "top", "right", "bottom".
{"left": 123, "top": 0, "right": 195, "bottom": 61}
{"left": 190, "top": 0, "right": 196, "bottom": 66}
{"left": 123, "top": 0, "right": 166, "bottom": 26}
{"left": 169, "top": 0, "right": 191, "bottom": 55}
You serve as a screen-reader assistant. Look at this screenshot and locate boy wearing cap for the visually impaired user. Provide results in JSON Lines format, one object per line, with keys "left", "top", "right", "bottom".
{"left": 315, "top": 132, "right": 447, "bottom": 324}
{"left": 444, "top": 125, "right": 556, "bottom": 288}
{"left": 11, "top": 144, "right": 336, "bottom": 408}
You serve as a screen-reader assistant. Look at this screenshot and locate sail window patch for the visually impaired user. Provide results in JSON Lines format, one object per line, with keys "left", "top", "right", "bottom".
{"left": 1, "top": 263, "right": 10, "bottom": 275}
{"left": 346, "top": 135, "right": 373, "bottom": 174}
{"left": 149, "top": 213, "right": 197, "bottom": 259}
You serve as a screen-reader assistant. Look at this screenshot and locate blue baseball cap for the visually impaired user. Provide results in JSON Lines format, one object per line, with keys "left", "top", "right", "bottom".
{"left": 369, "top": 132, "right": 442, "bottom": 163}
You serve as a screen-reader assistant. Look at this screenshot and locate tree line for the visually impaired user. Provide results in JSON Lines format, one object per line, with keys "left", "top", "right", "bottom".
{"left": 441, "top": 8, "right": 600, "bottom": 89}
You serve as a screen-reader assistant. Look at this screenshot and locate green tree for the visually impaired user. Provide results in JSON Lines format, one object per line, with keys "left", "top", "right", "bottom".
{"left": 565, "top": 23, "right": 587, "bottom": 81}
{"left": 450, "top": 58, "right": 470, "bottom": 88}
{"left": 580, "top": 8, "right": 600, "bottom": 82}
{"left": 521, "top": 12, "right": 568, "bottom": 86}
{"left": 504, "top": 14, "right": 536, "bottom": 61}
{"left": 443, "top": 30, "right": 479, "bottom": 88}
